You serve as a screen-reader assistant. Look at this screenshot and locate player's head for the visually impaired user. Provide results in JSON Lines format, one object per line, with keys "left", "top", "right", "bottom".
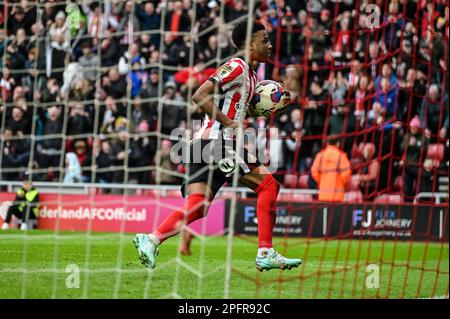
{"left": 232, "top": 21, "right": 272, "bottom": 62}
{"left": 22, "top": 180, "right": 32, "bottom": 191}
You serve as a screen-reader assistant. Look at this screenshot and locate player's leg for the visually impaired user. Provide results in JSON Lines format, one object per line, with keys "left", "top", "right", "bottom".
{"left": 134, "top": 181, "right": 215, "bottom": 268}
{"left": 179, "top": 230, "right": 194, "bottom": 256}
{"left": 152, "top": 182, "right": 213, "bottom": 242}
{"left": 239, "top": 165, "right": 302, "bottom": 271}
{"left": 1, "top": 206, "right": 23, "bottom": 230}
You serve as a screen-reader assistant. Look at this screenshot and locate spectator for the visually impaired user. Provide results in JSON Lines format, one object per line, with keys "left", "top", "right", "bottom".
{"left": 73, "top": 139, "right": 92, "bottom": 182}
{"left": 138, "top": 34, "right": 157, "bottom": 62}
{"left": 225, "top": 0, "right": 246, "bottom": 23}
{"left": 129, "top": 61, "right": 148, "bottom": 98}
{"left": 78, "top": 42, "right": 98, "bottom": 82}
{"left": 21, "top": 47, "right": 46, "bottom": 100}
{"left": 401, "top": 116, "right": 430, "bottom": 202}
{"left": 353, "top": 74, "right": 373, "bottom": 120}
{"left": 63, "top": 152, "right": 83, "bottom": 184}
{"left": 160, "top": 81, "right": 186, "bottom": 136}
{"left": 135, "top": 1, "right": 161, "bottom": 32}
{"left": 164, "top": 0, "right": 191, "bottom": 34}
{"left": 82, "top": 0, "right": 112, "bottom": 41}
{"left": 67, "top": 101, "right": 93, "bottom": 138}
{"left": 94, "top": 139, "right": 113, "bottom": 184}
{"left": 46, "top": 29, "right": 70, "bottom": 83}
{"left": 108, "top": 129, "right": 143, "bottom": 187}
{"left": 1, "top": 181, "right": 39, "bottom": 231}
{"left": 354, "top": 143, "right": 380, "bottom": 199}
{"left": 0, "top": 67, "right": 14, "bottom": 102}
{"left": 100, "top": 32, "right": 120, "bottom": 67}
{"left": 116, "top": 1, "right": 141, "bottom": 48}
{"left": 103, "top": 68, "right": 127, "bottom": 99}
{"left": 118, "top": 42, "right": 146, "bottom": 76}
{"left": 9, "top": 106, "right": 31, "bottom": 135}
{"left": 311, "top": 136, "right": 351, "bottom": 201}
{"left": 419, "top": 84, "right": 448, "bottom": 139}
{"left": 142, "top": 68, "right": 160, "bottom": 100}
{"left": 303, "top": 80, "right": 328, "bottom": 148}
{"left": 155, "top": 139, "right": 181, "bottom": 185}
{"left": 40, "top": 77, "right": 60, "bottom": 103}
{"left": 374, "top": 63, "right": 398, "bottom": 91}
{"left": 100, "top": 96, "right": 124, "bottom": 134}
{"left": 284, "top": 109, "right": 305, "bottom": 173}
{"left": 373, "top": 77, "right": 399, "bottom": 121}
{"left": 35, "top": 105, "right": 64, "bottom": 181}
{"left": 48, "top": 11, "right": 68, "bottom": 41}
{"left": 1, "top": 127, "right": 30, "bottom": 181}
{"left": 134, "top": 120, "right": 156, "bottom": 184}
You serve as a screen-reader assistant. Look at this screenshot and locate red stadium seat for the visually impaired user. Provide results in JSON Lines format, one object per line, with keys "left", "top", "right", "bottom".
{"left": 344, "top": 191, "right": 363, "bottom": 203}
{"left": 278, "top": 193, "right": 313, "bottom": 202}
{"left": 427, "top": 143, "right": 444, "bottom": 162}
{"left": 298, "top": 174, "right": 310, "bottom": 189}
{"left": 374, "top": 194, "right": 403, "bottom": 204}
{"left": 166, "top": 190, "right": 183, "bottom": 198}
{"left": 393, "top": 176, "right": 404, "bottom": 192}
{"left": 292, "top": 193, "right": 313, "bottom": 202}
{"left": 142, "top": 190, "right": 158, "bottom": 197}
{"left": 218, "top": 191, "right": 234, "bottom": 199}
{"left": 284, "top": 174, "right": 298, "bottom": 188}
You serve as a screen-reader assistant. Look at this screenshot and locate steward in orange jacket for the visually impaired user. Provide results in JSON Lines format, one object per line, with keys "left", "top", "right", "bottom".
{"left": 311, "top": 137, "right": 351, "bottom": 201}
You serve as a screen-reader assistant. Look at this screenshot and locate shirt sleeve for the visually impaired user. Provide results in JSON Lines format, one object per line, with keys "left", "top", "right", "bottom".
{"left": 210, "top": 59, "right": 245, "bottom": 92}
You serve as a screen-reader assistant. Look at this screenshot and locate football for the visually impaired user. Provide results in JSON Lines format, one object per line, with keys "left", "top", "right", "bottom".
{"left": 250, "top": 80, "right": 291, "bottom": 117}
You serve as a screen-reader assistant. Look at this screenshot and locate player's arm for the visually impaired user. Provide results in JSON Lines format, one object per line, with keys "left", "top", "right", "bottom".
{"left": 192, "top": 80, "right": 238, "bottom": 129}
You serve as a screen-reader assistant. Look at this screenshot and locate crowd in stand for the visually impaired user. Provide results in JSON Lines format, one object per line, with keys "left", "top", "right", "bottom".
{"left": 0, "top": 0, "right": 448, "bottom": 202}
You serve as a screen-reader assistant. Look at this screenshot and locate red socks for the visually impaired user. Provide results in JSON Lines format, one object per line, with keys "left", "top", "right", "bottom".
{"left": 255, "top": 175, "right": 280, "bottom": 248}
{"left": 154, "top": 193, "right": 209, "bottom": 243}
{"left": 153, "top": 175, "right": 279, "bottom": 248}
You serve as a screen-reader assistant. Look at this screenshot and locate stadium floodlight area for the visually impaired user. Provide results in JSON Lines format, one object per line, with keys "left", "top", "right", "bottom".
{"left": 0, "top": 0, "right": 448, "bottom": 299}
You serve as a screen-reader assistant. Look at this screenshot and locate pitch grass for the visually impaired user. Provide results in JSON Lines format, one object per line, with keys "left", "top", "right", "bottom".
{"left": 0, "top": 230, "right": 448, "bottom": 299}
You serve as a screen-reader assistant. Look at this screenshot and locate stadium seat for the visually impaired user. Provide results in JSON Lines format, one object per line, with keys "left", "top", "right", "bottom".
{"left": 166, "top": 190, "right": 183, "bottom": 198}
{"left": 142, "top": 190, "right": 158, "bottom": 197}
{"left": 278, "top": 193, "right": 313, "bottom": 202}
{"left": 219, "top": 191, "right": 234, "bottom": 199}
{"left": 427, "top": 143, "right": 445, "bottom": 162}
{"left": 344, "top": 191, "right": 363, "bottom": 203}
{"left": 284, "top": 174, "right": 298, "bottom": 188}
{"left": 292, "top": 193, "right": 313, "bottom": 202}
{"left": 374, "top": 194, "right": 403, "bottom": 204}
{"left": 393, "top": 176, "right": 404, "bottom": 192}
{"left": 298, "top": 174, "right": 310, "bottom": 189}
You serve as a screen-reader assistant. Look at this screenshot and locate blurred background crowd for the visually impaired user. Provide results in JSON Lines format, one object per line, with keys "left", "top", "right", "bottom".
{"left": 0, "top": 0, "right": 448, "bottom": 202}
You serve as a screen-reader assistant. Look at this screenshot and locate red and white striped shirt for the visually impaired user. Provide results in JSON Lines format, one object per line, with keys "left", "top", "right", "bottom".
{"left": 194, "top": 57, "right": 258, "bottom": 140}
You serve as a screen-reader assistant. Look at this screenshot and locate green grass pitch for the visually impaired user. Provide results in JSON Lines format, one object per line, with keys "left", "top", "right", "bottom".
{"left": 0, "top": 230, "right": 448, "bottom": 299}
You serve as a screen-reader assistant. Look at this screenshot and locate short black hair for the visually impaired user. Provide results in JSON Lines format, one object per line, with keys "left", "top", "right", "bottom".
{"left": 231, "top": 20, "right": 266, "bottom": 49}
{"left": 327, "top": 135, "right": 341, "bottom": 146}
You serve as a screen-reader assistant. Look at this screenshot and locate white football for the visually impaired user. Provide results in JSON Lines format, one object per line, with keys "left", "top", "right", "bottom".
{"left": 250, "top": 80, "right": 291, "bottom": 117}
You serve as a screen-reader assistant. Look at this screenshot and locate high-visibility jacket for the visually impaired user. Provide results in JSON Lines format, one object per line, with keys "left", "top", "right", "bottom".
{"left": 15, "top": 187, "right": 40, "bottom": 217}
{"left": 311, "top": 145, "right": 351, "bottom": 202}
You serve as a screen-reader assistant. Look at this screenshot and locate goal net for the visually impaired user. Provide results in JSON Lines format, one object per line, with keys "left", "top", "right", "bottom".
{"left": 0, "top": 0, "right": 448, "bottom": 299}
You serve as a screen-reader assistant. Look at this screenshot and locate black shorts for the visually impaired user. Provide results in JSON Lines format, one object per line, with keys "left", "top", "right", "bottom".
{"left": 180, "top": 138, "right": 262, "bottom": 198}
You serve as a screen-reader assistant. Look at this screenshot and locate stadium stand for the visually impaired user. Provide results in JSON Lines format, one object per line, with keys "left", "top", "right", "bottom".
{"left": 0, "top": 0, "right": 448, "bottom": 205}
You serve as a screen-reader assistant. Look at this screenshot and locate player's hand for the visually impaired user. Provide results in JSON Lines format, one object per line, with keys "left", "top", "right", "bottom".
{"left": 223, "top": 120, "right": 240, "bottom": 129}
